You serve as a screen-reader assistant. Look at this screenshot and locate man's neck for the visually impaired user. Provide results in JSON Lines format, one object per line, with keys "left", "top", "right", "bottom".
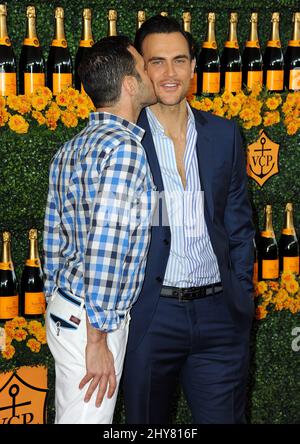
{"left": 149, "top": 100, "right": 188, "bottom": 138}
{"left": 96, "top": 102, "right": 140, "bottom": 124}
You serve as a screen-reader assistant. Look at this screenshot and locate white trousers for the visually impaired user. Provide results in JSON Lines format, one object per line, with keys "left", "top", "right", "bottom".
{"left": 45, "top": 289, "right": 130, "bottom": 424}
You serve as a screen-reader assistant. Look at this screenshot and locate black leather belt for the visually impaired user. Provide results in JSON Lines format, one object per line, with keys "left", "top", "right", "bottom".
{"left": 160, "top": 282, "right": 223, "bottom": 301}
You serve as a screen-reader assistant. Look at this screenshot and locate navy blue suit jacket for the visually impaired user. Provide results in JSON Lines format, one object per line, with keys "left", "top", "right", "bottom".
{"left": 127, "top": 107, "right": 255, "bottom": 352}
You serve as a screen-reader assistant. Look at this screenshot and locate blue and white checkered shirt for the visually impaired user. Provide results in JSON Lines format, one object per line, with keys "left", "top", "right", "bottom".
{"left": 43, "top": 112, "right": 157, "bottom": 332}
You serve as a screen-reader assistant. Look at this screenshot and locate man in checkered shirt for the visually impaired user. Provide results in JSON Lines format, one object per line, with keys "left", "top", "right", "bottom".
{"left": 43, "top": 36, "right": 157, "bottom": 424}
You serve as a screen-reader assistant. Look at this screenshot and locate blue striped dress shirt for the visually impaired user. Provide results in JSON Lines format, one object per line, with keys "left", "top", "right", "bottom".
{"left": 43, "top": 112, "right": 157, "bottom": 332}
{"left": 146, "top": 105, "right": 220, "bottom": 287}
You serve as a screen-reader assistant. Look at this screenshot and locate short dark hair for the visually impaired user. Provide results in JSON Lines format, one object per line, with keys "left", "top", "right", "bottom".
{"left": 134, "top": 15, "right": 193, "bottom": 59}
{"left": 78, "top": 35, "right": 140, "bottom": 108}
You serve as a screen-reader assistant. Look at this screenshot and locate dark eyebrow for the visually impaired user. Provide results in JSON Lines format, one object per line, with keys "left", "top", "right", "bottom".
{"left": 148, "top": 55, "right": 189, "bottom": 62}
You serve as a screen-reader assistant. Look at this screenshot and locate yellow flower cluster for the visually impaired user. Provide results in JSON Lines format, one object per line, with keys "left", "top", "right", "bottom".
{"left": 1, "top": 316, "right": 47, "bottom": 360}
{"left": 190, "top": 87, "right": 300, "bottom": 136}
{"left": 255, "top": 271, "right": 300, "bottom": 320}
{"left": 0, "top": 87, "right": 95, "bottom": 134}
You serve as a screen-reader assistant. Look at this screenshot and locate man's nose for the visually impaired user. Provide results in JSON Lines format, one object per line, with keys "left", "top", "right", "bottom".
{"left": 164, "top": 61, "right": 176, "bottom": 77}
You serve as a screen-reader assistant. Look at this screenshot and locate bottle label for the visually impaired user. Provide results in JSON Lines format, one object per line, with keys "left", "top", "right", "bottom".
{"left": 0, "top": 295, "right": 19, "bottom": 319}
{"left": 202, "top": 72, "right": 220, "bottom": 93}
{"left": 186, "top": 73, "right": 197, "bottom": 101}
{"left": 282, "top": 228, "right": 296, "bottom": 236}
{"left": 79, "top": 39, "right": 94, "bottom": 48}
{"left": 267, "top": 40, "right": 281, "bottom": 48}
{"left": 261, "top": 230, "right": 275, "bottom": 238}
{"left": 23, "top": 37, "right": 40, "bottom": 47}
{"left": 202, "top": 41, "right": 217, "bottom": 49}
{"left": 266, "top": 70, "right": 284, "bottom": 91}
{"left": 283, "top": 256, "right": 299, "bottom": 274}
{"left": 25, "top": 258, "right": 41, "bottom": 267}
{"left": 0, "top": 72, "right": 17, "bottom": 96}
{"left": 289, "top": 70, "right": 300, "bottom": 91}
{"left": 0, "top": 261, "right": 13, "bottom": 271}
{"left": 225, "top": 71, "right": 242, "bottom": 92}
{"left": 246, "top": 40, "right": 260, "bottom": 48}
{"left": 288, "top": 40, "right": 300, "bottom": 47}
{"left": 253, "top": 261, "right": 258, "bottom": 284}
{"left": 247, "top": 71, "right": 263, "bottom": 89}
{"left": 224, "top": 41, "right": 239, "bottom": 49}
{"left": 51, "top": 39, "right": 68, "bottom": 48}
{"left": 0, "top": 37, "right": 11, "bottom": 46}
{"left": 24, "top": 73, "right": 45, "bottom": 95}
{"left": 53, "top": 73, "right": 72, "bottom": 96}
{"left": 262, "top": 259, "right": 279, "bottom": 279}
{"left": 25, "top": 292, "right": 45, "bottom": 315}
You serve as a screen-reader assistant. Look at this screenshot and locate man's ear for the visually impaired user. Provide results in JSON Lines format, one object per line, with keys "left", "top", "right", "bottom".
{"left": 122, "top": 75, "right": 138, "bottom": 97}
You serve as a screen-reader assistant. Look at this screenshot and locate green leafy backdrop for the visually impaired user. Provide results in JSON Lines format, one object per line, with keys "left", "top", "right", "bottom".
{"left": 1, "top": 0, "right": 300, "bottom": 424}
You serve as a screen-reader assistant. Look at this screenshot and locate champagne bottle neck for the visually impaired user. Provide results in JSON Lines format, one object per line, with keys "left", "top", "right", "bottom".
{"left": 249, "top": 20, "right": 259, "bottom": 41}
{"left": 26, "top": 16, "right": 37, "bottom": 39}
{"left": 265, "top": 212, "right": 274, "bottom": 234}
{"left": 207, "top": 20, "right": 216, "bottom": 42}
{"left": 82, "top": 17, "right": 93, "bottom": 40}
{"left": 108, "top": 20, "right": 117, "bottom": 36}
{"left": 28, "top": 238, "right": 40, "bottom": 260}
{"left": 54, "top": 17, "right": 66, "bottom": 40}
{"left": 270, "top": 21, "right": 280, "bottom": 41}
{"left": 137, "top": 11, "right": 145, "bottom": 30}
{"left": 284, "top": 209, "right": 295, "bottom": 230}
{"left": 1, "top": 240, "right": 12, "bottom": 263}
{"left": 183, "top": 20, "right": 191, "bottom": 33}
{"left": 228, "top": 22, "right": 238, "bottom": 41}
{"left": 292, "top": 16, "right": 300, "bottom": 40}
{"left": 0, "top": 13, "right": 8, "bottom": 39}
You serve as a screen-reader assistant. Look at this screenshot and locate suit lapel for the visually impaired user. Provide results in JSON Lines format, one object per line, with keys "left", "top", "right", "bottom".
{"left": 138, "top": 109, "right": 164, "bottom": 192}
{"left": 194, "top": 113, "right": 215, "bottom": 222}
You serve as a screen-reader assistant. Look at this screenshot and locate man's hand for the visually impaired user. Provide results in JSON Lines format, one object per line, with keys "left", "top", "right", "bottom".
{"left": 79, "top": 318, "right": 117, "bottom": 407}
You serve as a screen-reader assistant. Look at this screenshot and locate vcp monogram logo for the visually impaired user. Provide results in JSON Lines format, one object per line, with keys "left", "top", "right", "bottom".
{"left": 247, "top": 130, "right": 280, "bottom": 187}
{"left": 0, "top": 368, "right": 48, "bottom": 424}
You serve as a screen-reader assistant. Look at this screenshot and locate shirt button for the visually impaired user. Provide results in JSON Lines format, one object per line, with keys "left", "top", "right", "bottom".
{"left": 163, "top": 239, "right": 170, "bottom": 245}
{"left": 156, "top": 276, "right": 163, "bottom": 283}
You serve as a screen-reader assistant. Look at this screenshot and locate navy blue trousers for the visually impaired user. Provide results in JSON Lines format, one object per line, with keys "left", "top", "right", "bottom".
{"left": 123, "top": 292, "right": 251, "bottom": 424}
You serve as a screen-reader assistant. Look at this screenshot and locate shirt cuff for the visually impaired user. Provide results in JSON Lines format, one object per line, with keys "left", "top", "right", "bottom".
{"left": 85, "top": 303, "right": 125, "bottom": 333}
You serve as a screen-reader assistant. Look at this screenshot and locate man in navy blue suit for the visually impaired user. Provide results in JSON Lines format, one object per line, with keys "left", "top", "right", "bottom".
{"left": 122, "top": 15, "right": 255, "bottom": 424}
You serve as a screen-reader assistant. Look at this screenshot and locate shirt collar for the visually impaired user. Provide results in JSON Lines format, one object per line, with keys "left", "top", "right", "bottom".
{"left": 146, "top": 102, "right": 195, "bottom": 135}
{"left": 89, "top": 111, "right": 145, "bottom": 142}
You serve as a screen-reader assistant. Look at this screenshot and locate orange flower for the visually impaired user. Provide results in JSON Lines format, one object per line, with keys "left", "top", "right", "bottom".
{"left": 27, "top": 320, "right": 43, "bottom": 336}
{"left": 46, "top": 103, "right": 60, "bottom": 122}
{"left": 76, "top": 106, "right": 90, "bottom": 119}
{"left": 285, "top": 279, "right": 299, "bottom": 295}
{"left": 12, "top": 316, "right": 27, "bottom": 329}
{"left": 256, "top": 281, "right": 268, "bottom": 295}
{"left": 256, "top": 306, "right": 268, "bottom": 320}
{"left": 281, "top": 271, "right": 295, "bottom": 284}
{"left": 0, "top": 108, "right": 10, "bottom": 126}
{"left": 8, "top": 114, "right": 29, "bottom": 134}
{"left": 221, "top": 91, "right": 232, "bottom": 104}
{"left": 0, "top": 96, "right": 6, "bottom": 108}
{"left": 32, "top": 110, "right": 46, "bottom": 125}
{"left": 61, "top": 110, "right": 78, "bottom": 128}
{"left": 1, "top": 344, "right": 15, "bottom": 360}
{"left": 14, "top": 328, "right": 27, "bottom": 342}
{"left": 6, "top": 94, "right": 20, "bottom": 111}
{"left": 26, "top": 338, "right": 41, "bottom": 353}
{"left": 17, "top": 95, "right": 32, "bottom": 114}
{"left": 31, "top": 94, "right": 48, "bottom": 111}
{"left": 263, "top": 111, "right": 280, "bottom": 127}
{"left": 266, "top": 95, "right": 282, "bottom": 110}
{"left": 56, "top": 91, "right": 68, "bottom": 107}
{"left": 35, "top": 328, "right": 47, "bottom": 344}
{"left": 286, "top": 121, "right": 299, "bottom": 136}
{"left": 35, "top": 86, "right": 52, "bottom": 100}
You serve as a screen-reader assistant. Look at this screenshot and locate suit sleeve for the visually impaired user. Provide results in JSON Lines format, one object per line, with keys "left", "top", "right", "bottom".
{"left": 223, "top": 121, "right": 255, "bottom": 295}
